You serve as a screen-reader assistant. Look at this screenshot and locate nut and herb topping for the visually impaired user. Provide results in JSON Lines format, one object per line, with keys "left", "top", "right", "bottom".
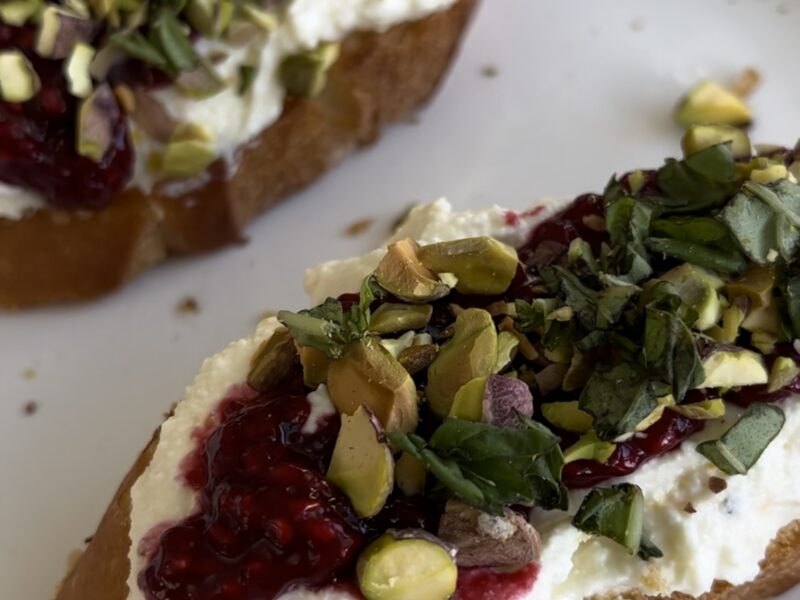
{"left": 224, "top": 132, "right": 800, "bottom": 592}
{"left": 0, "top": 49, "right": 40, "bottom": 102}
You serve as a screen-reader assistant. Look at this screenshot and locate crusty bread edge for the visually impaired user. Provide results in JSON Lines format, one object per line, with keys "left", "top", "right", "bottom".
{"left": 0, "top": 0, "right": 477, "bottom": 308}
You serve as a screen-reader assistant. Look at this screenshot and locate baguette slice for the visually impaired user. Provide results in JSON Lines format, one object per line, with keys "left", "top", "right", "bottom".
{"left": 0, "top": 0, "right": 476, "bottom": 309}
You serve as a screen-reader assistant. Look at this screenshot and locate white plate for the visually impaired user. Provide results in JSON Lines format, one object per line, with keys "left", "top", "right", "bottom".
{"left": 2, "top": 1, "right": 799, "bottom": 598}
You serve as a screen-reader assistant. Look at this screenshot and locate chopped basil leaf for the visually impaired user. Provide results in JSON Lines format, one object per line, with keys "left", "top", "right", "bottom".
{"left": 388, "top": 417, "right": 567, "bottom": 515}
{"left": 151, "top": 8, "right": 200, "bottom": 73}
{"left": 650, "top": 216, "right": 739, "bottom": 252}
{"left": 646, "top": 237, "right": 746, "bottom": 274}
{"left": 696, "top": 403, "right": 785, "bottom": 475}
{"left": 579, "top": 361, "right": 659, "bottom": 440}
{"left": 719, "top": 180, "right": 800, "bottom": 265}
{"left": 237, "top": 64, "right": 257, "bottom": 95}
{"left": 655, "top": 143, "right": 738, "bottom": 214}
{"left": 109, "top": 30, "right": 173, "bottom": 75}
{"left": 277, "top": 275, "right": 381, "bottom": 358}
{"left": 642, "top": 290, "right": 704, "bottom": 400}
{"left": 572, "top": 483, "right": 662, "bottom": 561}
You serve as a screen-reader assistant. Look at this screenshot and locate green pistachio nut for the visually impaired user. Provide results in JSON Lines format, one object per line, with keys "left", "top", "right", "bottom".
{"left": 767, "top": 356, "right": 800, "bottom": 393}
{"left": 375, "top": 239, "right": 451, "bottom": 303}
{"left": 563, "top": 431, "right": 617, "bottom": 464}
{"left": 327, "top": 405, "right": 394, "bottom": 518}
{"left": 299, "top": 345, "right": 331, "bottom": 388}
{"left": 394, "top": 452, "right": 427, "bottom": 496}
{"left": 76, "top": 84, "right": 119, "bottom": 162}
{"left": 669, "top": 398, "right": 726, "bottom": 420}
{"left": 541, "top": 400, "right": 593, "bottom": 434}
{"left": 659, "top": 263, "right": 724, "bottom": 331}
{"left": 681, "top": 124, "right": 751, "bottom": 159}
{"left": 426, "top": 308, "right": 498, "bottom": 417}
{"left": 418, "top": 236, "right": 519, "bottom": 295}
{"left": 280, "top": 42, "right": 339, "bottom": 97}
{"left": 357, "top": 531, "right": 458, "bottom": 600}
{"left": 369, "top": 303, "right": 433, "bottom": 335}
{"left": 64, "top": 42, "right": 95, "bottom": 98}
{"left": 162, "top": 123, "right": 216, "bottom": 178}
{"left": 675, "top": 80, "right": 752, "bottom": 127}
{"left": 0, "top": 49, "right": 40, "bottom": 102}
{"left": 0, "top": 0, "right": 42, "bottom": 26}
{"left": 247, "top": 327, "right": 298, "bottom": 392}
{"left": 327, "top": 337, "right": 419, "bottom": 433}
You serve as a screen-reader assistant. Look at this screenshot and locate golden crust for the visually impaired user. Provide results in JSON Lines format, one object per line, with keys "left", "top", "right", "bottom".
{"left": 0, "top": 0, "right": 476, "bottom": 309}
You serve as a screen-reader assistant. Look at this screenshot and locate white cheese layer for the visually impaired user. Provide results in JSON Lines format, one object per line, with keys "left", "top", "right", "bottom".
{"left": 128, "top": 197, "right": 800, "bottom": 600}
{"left": 0, "top": 0, "right": 457, "bottom": 219}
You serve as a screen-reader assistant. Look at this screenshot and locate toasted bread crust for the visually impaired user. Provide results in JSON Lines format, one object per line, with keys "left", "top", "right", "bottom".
{"left": 0, "top": 0, "right": 476, "bottom": 309}
{"left": 57, "top": 415, "right": 800, "bottom": 600}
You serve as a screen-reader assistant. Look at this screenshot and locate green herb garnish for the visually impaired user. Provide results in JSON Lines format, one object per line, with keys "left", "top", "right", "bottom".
{"left": 696, "top": 403, "right": 786, "bottom": 475}
{"left": 572, "top": 483, "right": 663, "bottom": 560}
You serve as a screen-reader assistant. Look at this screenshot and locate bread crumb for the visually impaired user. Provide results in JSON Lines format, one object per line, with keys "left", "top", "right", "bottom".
{"left": 709, "top": 476, "right": 728, "bottom": 494}
{"left": 176, "top": 296, "right": 200, "bottom": 315}
{"left": 344, "top": 218, "right": 374, "bottom": 237}
{"left": 22, "top": 366, "right": 37, "bottom": 380}
{"left": 683, "top": 502, "right": 697, "bottom": 514}
{"left": 481, "top": 64, "right": 499, "bottom": 78}
{"left": 21, "top": 400, "right": 38, "bottom": 416}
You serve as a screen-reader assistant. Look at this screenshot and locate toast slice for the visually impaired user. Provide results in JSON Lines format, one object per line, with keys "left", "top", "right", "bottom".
{"left": 0, "top": 0, "right": 476, "bottom": 309}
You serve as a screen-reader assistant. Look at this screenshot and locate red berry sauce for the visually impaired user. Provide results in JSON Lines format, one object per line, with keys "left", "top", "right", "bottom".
{"left": 139, "top": 376, "right": 364, "bottom": 599}
{"left": 455, "top": 563, "right": 539, "bottom": 600}
{"left": 562, "top": 411, "right": 703, "bottom": 489}
{"left": 0, "top": 24, "right": 133, "bottom": 209}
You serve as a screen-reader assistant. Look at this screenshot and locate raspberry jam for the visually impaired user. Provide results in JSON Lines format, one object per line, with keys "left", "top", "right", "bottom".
{"left": 139, "top": 376, "right": 534, "bottom": 600}
{"left": 0, "top": 24, "right": 133, "bottom": 209}
{"left": 455, "top": 563, "right": 539, "bottom": 600}
{"left": 562, "top": 411, "right": 703, "bottom": 489}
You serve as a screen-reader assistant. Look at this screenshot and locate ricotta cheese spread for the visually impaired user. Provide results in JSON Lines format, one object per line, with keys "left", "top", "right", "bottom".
{"left": 0, "top": 0, "right": 457, "bottom": 220}
{"left": 128, "top": 197, "right": 800, "bottom": 600}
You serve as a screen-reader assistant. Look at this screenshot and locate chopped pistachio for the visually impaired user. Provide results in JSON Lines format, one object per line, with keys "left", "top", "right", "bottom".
{"left": 162, "top": 123, "right": 216, "bottom": 178}
{"left": 113, "top": 83, "right": 135, "bottom": 113}
{"left": 64, "top": 41, "right": 95, "bottom": 98}
{"left": 395, "top": 452, "right": 427, "bottom": 496}
{"left": 175, "top": 60, "right": 224, "bottom": 99}
{"left": 299, "top": 345, "right": 330, "bottom": 388}
{"left": 426, "top": 308, "right": 498, "bottom": 417}
{"left": 0, "top": 0, "right": 42, "bottom": 26}
{"left": 541, "top": 401, "right": 593, "bottom": 434}
{"left": 397, "top": 344, "right": 438, "bottom": 375}
{"left": 239, "top": 2, "right": 278, "bottom": 31}
{"left": 280, "top": 42, "right": 340, "bottom": 97}
{"left": 675, "top": 80, "right": 752, "bottom": 127}
{"left": 237, "top": 63, "right": 257, "bottom": 95}
{"left": 767, "top": 356, "right": 800, "bottom": 393}
{"left": 727, "top": 264, "right": 775, "bottom": 310}
{"left": 76, "top": 83, "right": 119, "bottom": 161}
{"left": 369, "top": 303, "right": 433, "bottom": 335}
{"left": 375, "top": 239, "right": 451, "bottom": 303}
{"left": 0, "top": 50, "right": 40, "bottom": 102}
{"left": 247, "top": 327, "right": 298, "bottom": 392}
{"left": 418, "top": 237, "right": 519, "bottom": 296}
{"left": 635, "top": 395, "right": 675, "bottom": 432}
{"left": 750, "top": 164, "right": 789, "bottom": 185}
{"left": 35, "top": 5, "right": 96, "bottom": 60}
{"left": 669, "top": 398, "right": 726, "bottom": 420}
{"left": 707, "top": 298, "right": 746, "bottom": 345}
{"left": 564, "top": 431, "right": 617, "bottom": 464}
{"left": 448, "top": 377, "right": 486, "bottom": 422}
{"left": 493, "top": 330, "right": 519, "bottom": 373}
{"left": 185, "top": 0, "right": 233, "bottom": 36}
{"left": 681, "top": 124, "right": 751, "bottom": 159}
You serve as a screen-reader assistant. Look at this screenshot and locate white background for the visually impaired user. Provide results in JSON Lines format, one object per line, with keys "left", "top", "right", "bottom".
{"left": 2, "top": 1, "right": 800, "bottom": 598}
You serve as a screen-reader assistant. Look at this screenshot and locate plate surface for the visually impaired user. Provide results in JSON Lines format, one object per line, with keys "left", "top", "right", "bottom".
{"left": 2, "top": 1, "right": 799, "bottom": 598}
